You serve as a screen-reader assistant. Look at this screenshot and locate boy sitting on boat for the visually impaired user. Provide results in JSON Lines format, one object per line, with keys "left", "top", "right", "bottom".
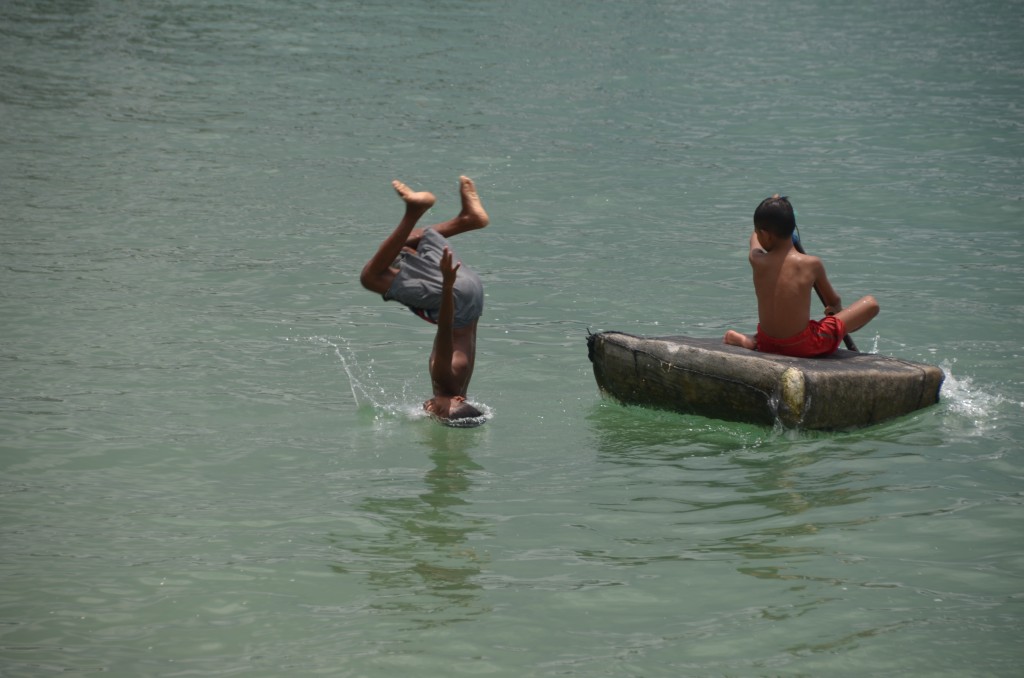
{"left": 724, "top": 195, "right": 879, "bottom": 357}
{"left": 359, "top": 176, "right": 489, "bottom": 424}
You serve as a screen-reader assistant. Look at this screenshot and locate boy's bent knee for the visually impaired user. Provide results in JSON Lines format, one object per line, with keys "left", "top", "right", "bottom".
{"left": 359, "top": 268, "right": 389, "bottom": 294}
{"left": 862, "top": 295, "right": 880, "bottom": 317}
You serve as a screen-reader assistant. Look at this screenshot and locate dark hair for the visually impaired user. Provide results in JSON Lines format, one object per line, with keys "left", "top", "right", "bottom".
{"left": 753, "top": 195, "right": 796, "bottom": 237}
{"left": 444, "top": 400, "right": 486, "bottom": 427}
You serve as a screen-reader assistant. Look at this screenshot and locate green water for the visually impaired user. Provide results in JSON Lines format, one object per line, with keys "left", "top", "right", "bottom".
{"left": 2, "top": 0, "right": 1022, "bottom": 675}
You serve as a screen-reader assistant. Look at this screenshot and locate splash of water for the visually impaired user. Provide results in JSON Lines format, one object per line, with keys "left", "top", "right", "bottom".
{"left": 305, "top": 336, "right": 493, "bottom": 425}
{"left": 938, "top": 358, "right": 1013, "bottom": 426}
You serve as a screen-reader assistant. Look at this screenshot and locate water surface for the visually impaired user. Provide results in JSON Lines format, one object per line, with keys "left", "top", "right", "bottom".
{"left": 2, "top": 0, "right": 1022, "bottom": 675}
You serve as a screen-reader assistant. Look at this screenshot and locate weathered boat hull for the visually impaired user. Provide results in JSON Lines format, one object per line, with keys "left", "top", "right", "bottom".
{"left": 587, "top": 331, "right": 944, "bottom": 430}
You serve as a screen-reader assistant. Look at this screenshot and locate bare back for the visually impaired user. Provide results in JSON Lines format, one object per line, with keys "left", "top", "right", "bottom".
{"left": 750, "top": 237, "right": 825, "bottom": 339}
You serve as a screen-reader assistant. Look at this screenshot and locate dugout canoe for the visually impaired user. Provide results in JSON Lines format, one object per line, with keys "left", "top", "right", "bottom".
{"left": 587, "top": 331, "right": 944, "bottom": 430}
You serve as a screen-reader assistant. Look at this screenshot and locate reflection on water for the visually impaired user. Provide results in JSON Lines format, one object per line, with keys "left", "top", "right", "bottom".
{"left": 586, "top": 401, "right": 770, "bottom": 459}
{"left": 585, "top": 402, "right": 886, "bottom": 582}
{"left": 329, "top": 424, "right": 491, "bottom": 629}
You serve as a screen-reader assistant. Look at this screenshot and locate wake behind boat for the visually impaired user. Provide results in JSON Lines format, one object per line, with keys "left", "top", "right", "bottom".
{"left": 587, "top": 331, "right": 944, "bottom": 430}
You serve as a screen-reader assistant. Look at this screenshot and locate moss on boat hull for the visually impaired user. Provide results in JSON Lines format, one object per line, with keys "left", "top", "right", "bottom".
{"left": 587, "top": 331, "right": 944, "bottom": 430}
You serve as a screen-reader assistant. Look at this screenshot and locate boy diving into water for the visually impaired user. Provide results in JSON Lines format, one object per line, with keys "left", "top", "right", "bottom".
{"left": 724, "top": 195, "right": 879, "bottom": 357}
{"left": 359, "top": 176, "right": 489, "bottom": 423}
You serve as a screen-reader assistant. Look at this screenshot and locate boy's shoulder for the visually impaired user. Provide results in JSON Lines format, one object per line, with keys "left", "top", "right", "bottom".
{"left": 752, "top": 246, "right": 821, "bottom": 283}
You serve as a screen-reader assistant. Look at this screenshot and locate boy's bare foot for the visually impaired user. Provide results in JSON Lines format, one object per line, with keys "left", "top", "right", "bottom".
{"left": 392, "top": 180, "right": 436, "bottom": 216}
{"left": 456, "top": 176, "right": 489, "bottom": 230}
{"left": 724, "top": 330, "right": 757, "bottom": 350}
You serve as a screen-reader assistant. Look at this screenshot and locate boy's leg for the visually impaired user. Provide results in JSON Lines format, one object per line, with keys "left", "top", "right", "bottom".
{"left": 835, "top": 295, "right": 879, "bottom": 334}
{"left": 724, "top": 330, "right": 756, "bottom": 350}
{"left": 359, "top": 181, "right": 436, "bottom": 295}
{"left": 420, "top": 176, "right": 489, "bottom": 240}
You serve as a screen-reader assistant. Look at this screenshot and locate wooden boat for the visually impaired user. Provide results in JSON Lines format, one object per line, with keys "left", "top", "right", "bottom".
{"left": 586, "top": 331, "right": 944, "bottom": 430}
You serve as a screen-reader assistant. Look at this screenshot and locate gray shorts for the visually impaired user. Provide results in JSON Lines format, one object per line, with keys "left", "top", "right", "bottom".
{"left": 383, "top": 228, "right": 483, "bottom": 328}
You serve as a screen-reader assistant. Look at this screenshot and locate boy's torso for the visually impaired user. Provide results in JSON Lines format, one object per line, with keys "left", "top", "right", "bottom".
{"left": 751, "top": 248, "right": 815, "bottom": 339}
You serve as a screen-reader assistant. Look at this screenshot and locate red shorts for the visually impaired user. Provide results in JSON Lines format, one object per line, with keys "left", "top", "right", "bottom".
{"left": 756, "top": 316, "right": 847, "bottom": 358}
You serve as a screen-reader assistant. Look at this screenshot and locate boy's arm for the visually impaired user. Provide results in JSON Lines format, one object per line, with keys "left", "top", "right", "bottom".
{"left": 748, "top": 230, "right": 765, "bottom": 257}
{"left": 429, "top": 247, "right": 460, "bottom": 392}
{"left": 812, "top": 258, "right": 843, "bottom": 315}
